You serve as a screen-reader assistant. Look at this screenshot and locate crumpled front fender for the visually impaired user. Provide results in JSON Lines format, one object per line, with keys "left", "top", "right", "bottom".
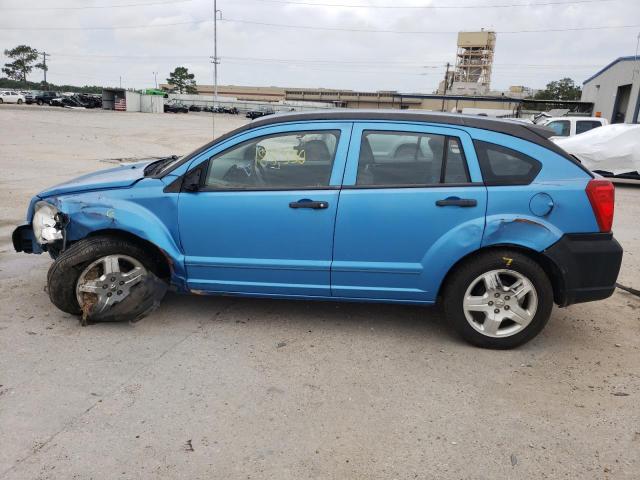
{"left": 51, "top": 189, "right": 187, "bottom": 290}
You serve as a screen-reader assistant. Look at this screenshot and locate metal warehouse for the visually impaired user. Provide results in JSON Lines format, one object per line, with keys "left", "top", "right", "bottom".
{"left": 581, "top": 56, "right": 640, "bottom": 124}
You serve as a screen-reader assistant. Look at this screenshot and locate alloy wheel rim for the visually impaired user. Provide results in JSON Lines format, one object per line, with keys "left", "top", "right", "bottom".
{"left": 75, "top": 254, "right": 147, "bottom": 314}
{"left": 462, "top": 269, "right": 538, "bottom": 338}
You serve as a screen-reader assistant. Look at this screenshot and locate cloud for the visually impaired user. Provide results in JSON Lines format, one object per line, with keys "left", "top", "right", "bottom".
{"left": 1, "top": 0, "right": 638, "bottom": 92}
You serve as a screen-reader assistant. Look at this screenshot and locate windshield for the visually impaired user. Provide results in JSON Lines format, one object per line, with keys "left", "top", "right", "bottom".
{"left": 154, "top": 155, "right": 184, "bottom": 176}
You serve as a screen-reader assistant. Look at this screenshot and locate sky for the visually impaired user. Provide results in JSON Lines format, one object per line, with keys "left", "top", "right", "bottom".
{"left": 1, "top": 0, "right": 639, "bottom": 94}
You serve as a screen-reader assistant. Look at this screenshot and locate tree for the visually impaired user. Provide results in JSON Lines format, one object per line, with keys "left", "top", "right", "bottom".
{"left": 2, "top": 45, "right": 46, "bottom": 84}
{"left": 166, "top": 66, "right": 197, "bottom": 94}
{"left": 533, "top": 78, "right": 582, "bottom": 101}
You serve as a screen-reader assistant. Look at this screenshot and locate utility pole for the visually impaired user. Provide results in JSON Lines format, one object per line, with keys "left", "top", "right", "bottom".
{"left": 210, "top": 0, "right": 222, "bottom": 138}
{"left": 119, "top": 76, "right": 122, "bottom": 88}
{"left": 153, "top": 71, "right": 158, "bottom": 89}
{"left": 441, "top": 62, "right": 450, "bottom": 112}
{"left": 41, "top": 51, "right": 49, "bottom": 89}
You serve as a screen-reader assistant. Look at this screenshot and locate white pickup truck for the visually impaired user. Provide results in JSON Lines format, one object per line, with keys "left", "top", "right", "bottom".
{"left": 539, "top": 116, "right": 608, "bottom": 140}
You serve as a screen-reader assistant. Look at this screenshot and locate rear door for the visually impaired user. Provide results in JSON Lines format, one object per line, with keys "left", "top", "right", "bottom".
{"left": 331, "top": 122, "right": 487, "bottom": 302}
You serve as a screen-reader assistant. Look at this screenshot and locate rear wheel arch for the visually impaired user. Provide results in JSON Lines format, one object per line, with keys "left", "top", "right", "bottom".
{"left": 437, "top": 244, "right": 563, "bottom": 305}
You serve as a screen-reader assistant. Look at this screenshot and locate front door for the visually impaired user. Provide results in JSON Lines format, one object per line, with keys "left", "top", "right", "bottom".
{"left": 332, "top": 123, "right": 487, "bottom": 302}
{"left": 178, "top": 122, "right": 352, "bottom": 297}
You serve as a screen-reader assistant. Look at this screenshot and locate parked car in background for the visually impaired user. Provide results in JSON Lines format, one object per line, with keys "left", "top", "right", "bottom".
{"left": 0, "top": 91, "right": 25, "bottom": 104}
{"left": 164, "top": 101, "right": 189, "bottom": 113}
{"left": 12, "top": 111, "right": 622, "bottom": 349}
{"left": 554, "top": 124, "right": 640, "bottom": 179}
{"left": 33, "top": 91, "right": 60, "bottom": 106}
{"left": 246, "top": 108, "right": 274, "bottom": 119}
{"left": 540, "top": 116, "right": 608, "bottom": 140}
{"left": 24, "top": 91, "right": 40, "bottom": 104}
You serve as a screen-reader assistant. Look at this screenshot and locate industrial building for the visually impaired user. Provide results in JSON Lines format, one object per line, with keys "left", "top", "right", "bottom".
{"left": 437, "top": 30, "right": 496, "bottom": 96}
{"left": 159, "top": 83, "right": 286, "bottom": 102}
{"left": 581, "top": 56, "right": 640, "bottom": 123}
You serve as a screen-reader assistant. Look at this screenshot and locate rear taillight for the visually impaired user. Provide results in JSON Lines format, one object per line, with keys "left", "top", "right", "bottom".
{"left": 585, "top": 179, "right": 615, "bottom": 232}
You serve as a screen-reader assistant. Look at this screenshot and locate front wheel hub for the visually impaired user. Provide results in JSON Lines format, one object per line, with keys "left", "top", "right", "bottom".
{"left": 75, "top": 254, "right": 147, "bottom": 314}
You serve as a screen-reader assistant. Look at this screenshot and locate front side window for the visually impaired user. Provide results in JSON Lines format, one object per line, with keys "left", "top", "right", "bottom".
{"left": 546, "top": 120, "right": 570, "bottom": 137}
{"left": 474, "top": 140, "right": 542, "bottom": 186}
{"left": 204, "top": 130, "right": 340, "bottom": 189}
{"left": 356, "top": 131, "right": 470, "bottom": 186}
{"left": 576, "top": 120, "right": 603, "bottom": 135}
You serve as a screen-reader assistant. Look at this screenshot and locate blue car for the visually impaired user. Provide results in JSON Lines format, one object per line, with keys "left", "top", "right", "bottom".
{"left": 13, "top": 111, "right": 623, "bottom": 348}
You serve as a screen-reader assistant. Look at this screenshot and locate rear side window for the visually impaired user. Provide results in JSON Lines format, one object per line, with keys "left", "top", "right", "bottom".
{"left": 356, "top": 131, "right": 470, "bottom": 186}
{"left": 474, "top": 141, "right": 542, "bottom": 186}
{"left": 576, "top": 120, "right": 603, "bottom": 135}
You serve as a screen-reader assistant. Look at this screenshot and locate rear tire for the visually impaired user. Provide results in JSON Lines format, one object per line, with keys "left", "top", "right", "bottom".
{"left": 443, "top": 250, "right": 553, "bottom": 349}
{"left": 47, "top": 236, "right": 164, "bottom": 316}
{"left": 37, "top": 99, "right": 43, "bottom": 105}
{"left": 17, "top": 99, "right": 23, "bottom": 104}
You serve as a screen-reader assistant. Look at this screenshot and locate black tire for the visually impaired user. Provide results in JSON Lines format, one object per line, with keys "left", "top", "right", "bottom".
{"left": 37, "top": 99, "right": 43, "bottom": 105}
{"left": 0, "top": 98, "right": 3, "bottom": 104}
{"left": 47, "top": 235, "right": 163, "bottom": 316}
{"left": 442, "top": 250, "right": 553, "bottom": 349}
{"left": 17, "top": 99, "right": 23, "bottom": 104}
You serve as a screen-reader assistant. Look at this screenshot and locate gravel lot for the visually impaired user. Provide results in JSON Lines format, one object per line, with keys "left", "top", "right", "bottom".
{"left": 1, "top": 105, "right": 639, "bottom": 479}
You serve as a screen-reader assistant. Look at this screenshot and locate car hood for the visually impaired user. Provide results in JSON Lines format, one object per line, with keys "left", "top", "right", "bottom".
{"left": 37, "top": 160, "right": 154, "bottom": 198}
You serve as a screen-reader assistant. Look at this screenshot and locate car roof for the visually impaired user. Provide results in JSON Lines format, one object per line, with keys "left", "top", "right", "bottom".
{"left": 248, "top": 109, "right": 555, "bottom": 142}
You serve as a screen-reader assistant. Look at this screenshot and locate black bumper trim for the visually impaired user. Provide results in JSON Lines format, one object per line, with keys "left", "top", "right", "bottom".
{"left": 543, "top": 233, "right": 623, "bottom": 307}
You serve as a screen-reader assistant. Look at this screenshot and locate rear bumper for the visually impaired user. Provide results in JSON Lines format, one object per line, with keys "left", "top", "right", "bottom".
{"left": 543, "top": 233, "right": 623, "bottom": 307}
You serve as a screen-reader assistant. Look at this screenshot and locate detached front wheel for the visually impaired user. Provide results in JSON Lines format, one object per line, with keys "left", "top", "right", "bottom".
{"left": 443, "top": 250, "right": 553, "bottom": 349}
{"left": 47, "top": 236, "right": 167, "bottom": 323}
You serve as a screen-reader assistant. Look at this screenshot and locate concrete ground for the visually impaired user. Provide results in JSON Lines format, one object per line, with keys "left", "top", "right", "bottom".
{"left": 0, "top": 105, "right": 639, "bottom": 479}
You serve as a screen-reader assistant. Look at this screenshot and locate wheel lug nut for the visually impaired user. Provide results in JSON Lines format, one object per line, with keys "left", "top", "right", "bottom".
{"left": 119, "top": 281, "right": 124, "bottom": 286}
{"left": 110, "top": 277, "right": 116, "bottom": 282}
{"left": 107, "top": 292, "right": 112, "bottom": 297}
{"left": 504, "top": 305, "right": 510, "bottom": 310}
{"left": 494, "top": 293, "right": 500, "bottom": 298}
{"left": 488, "top": 301, "right": 494, "bottom": 306}
{"left": 102, "top": 284, "right": 108, "bottom": 289}
{"left": 505, "top": 296, "right": 510, "bottom": 300}
{"left": 494, "top": 309, "right": 500, "bottom": 314}
{"left": 117, "top": 290, "right": 123, "bottom": 295}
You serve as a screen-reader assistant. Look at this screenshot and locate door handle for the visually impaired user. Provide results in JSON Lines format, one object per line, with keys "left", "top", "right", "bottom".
{"left": 289, "top": 199, "right": 329, "bottom": 209}
{"left": 435, "top": 197, "right": 477, "bottom": 207}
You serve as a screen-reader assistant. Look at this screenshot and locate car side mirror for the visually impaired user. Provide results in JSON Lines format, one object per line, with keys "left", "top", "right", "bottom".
{"left": 183, "top": 168, "right": 202, "bottom": 192}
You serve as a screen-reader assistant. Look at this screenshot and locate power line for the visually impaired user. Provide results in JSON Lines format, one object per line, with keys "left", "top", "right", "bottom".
{"left": 2, "top": 0, "right": 192, "bottom": 11}
{"left": 2, "top": 17, "right": 639, "bottom": 33}
{"left": 0, "top": 20, "right": 204, "bottom": 31}
{"left": 243, "top": 0, "right": 620, "bottom": 9}
{"left": 45, "top": 52, "right": 604, "bottom": 68}
{"left": 220, "top": 18, "right": 640, "bottom": 35}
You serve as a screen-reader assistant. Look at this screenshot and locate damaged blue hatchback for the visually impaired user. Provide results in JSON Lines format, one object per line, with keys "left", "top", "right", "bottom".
{"left": 13, "top": 111, "right": 623, "bottom": 348}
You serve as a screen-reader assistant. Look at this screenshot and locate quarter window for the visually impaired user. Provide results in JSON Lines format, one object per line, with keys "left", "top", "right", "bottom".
{"left": 356, "top": 131, "right": 470, "bottom": 186}
{"left": 474, "top": 141, "right": 542, "bottom": 186}
{"left": 204, "top": 130, "right": 340, "bottom": 189}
